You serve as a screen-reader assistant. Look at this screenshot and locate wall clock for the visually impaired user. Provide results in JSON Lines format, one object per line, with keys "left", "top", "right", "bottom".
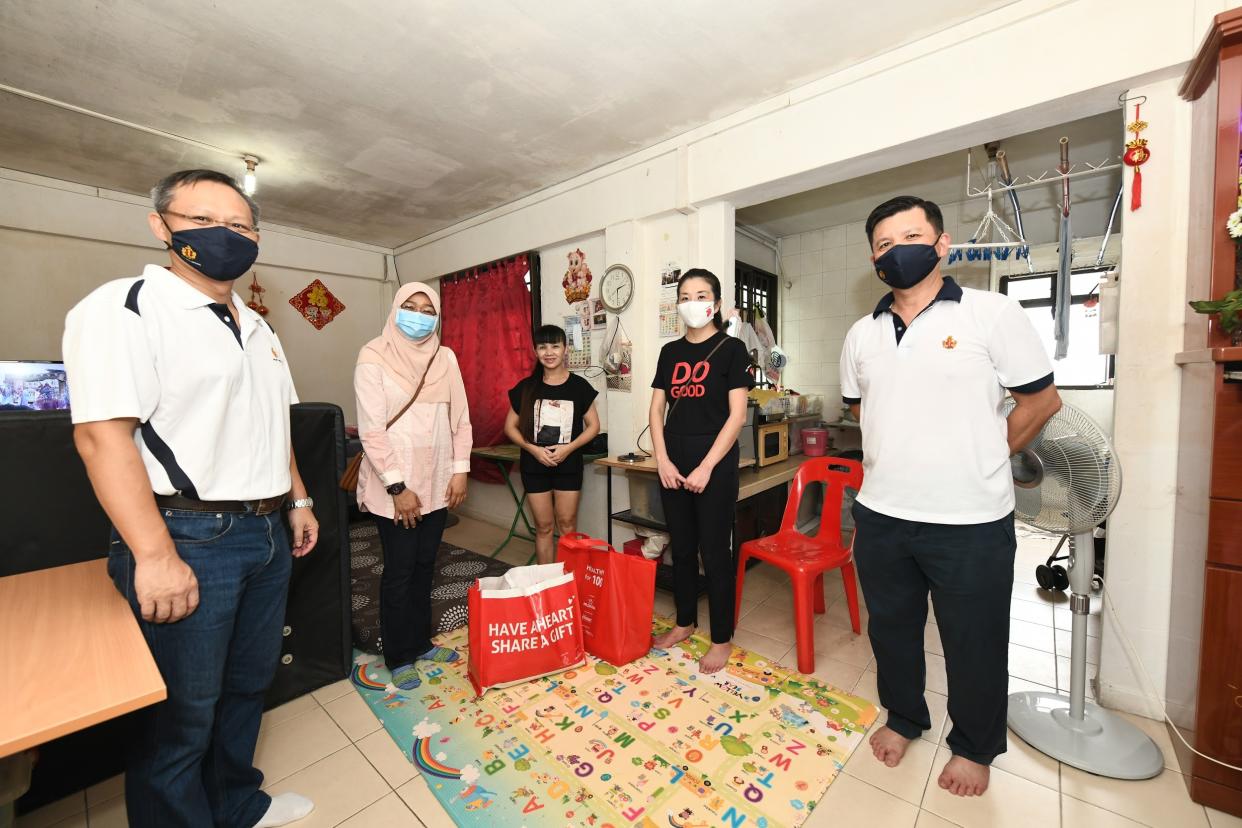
{"left": 600, "top": 263, "right": 634, "bottom": 312}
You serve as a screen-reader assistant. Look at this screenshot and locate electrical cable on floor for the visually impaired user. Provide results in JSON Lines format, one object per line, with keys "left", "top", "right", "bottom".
{"left": 1096, "top": 577, "right": 1242, "bottom": 773}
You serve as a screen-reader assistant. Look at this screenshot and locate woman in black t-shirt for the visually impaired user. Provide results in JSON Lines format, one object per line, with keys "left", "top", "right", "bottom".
{"left": 504, "top": 324, "right": 600, "bottom": 564}
{"left": 649, "top": 268, "right": 752, "bottom": 674}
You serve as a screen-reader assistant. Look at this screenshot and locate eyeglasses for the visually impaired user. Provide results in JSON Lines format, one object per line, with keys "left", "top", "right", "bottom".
{"left": 163, "top": 210, "right": 259, "bottom": 238}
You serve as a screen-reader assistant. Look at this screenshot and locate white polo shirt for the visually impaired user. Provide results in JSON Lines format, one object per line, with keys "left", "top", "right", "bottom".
{"left": 63, "top": 264, "right": 299, "bottom": 501}
{"left": 840, "top": 277, "right": 1052, "bottom": 525}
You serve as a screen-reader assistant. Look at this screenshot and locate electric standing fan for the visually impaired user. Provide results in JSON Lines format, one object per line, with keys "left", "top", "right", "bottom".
{"left": 1004, "top": 400, "right": 1163, "bottom": 779}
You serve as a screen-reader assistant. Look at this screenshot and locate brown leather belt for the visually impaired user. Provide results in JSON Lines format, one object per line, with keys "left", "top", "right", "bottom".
{"left": 155, "top": 493, "right": 287, "bottom": 516}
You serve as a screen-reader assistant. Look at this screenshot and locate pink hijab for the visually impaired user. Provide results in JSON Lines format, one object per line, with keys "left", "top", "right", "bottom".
{"left": 357, "top": 282, "right": 467, "bottom": 429}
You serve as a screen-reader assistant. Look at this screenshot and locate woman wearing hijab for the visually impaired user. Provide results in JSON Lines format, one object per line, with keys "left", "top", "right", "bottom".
{"left": 354, "top": 283, "right": 472, "bottom": 690}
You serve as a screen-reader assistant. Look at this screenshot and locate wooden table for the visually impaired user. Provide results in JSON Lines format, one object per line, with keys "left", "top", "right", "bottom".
{"left": 472, "top": 443, "right": 606, "bottom": 560}
{"left": 0, "top": 559, "right": 165, "bottom": 759}
{"left": 594, "top": 454, "right": 802, "bottom": 594}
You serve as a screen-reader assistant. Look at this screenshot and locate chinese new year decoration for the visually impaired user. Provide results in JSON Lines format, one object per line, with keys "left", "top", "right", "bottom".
{"left": 562, "top": 248, "right": 592, "bottom": 303}
{"left": 245, "top": 272, "right": 269, "bottom": 316}
{"left": 289, "top": 278, "right": 346, "bottom": 330}
{"left": 1122, "top": 103, "right": 1150, "bottom": 211}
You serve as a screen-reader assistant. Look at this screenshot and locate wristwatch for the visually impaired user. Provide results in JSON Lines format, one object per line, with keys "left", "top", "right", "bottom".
{"left": 288, "top": 497, "right": 314, "bottom": 510}
{"left": 386, "top": 482, "right": 407, "bottom": 496}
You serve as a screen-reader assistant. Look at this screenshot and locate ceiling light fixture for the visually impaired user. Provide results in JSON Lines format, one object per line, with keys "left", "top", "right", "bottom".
{"left": 242, "top": 156, "right": 259, "bottom": 196}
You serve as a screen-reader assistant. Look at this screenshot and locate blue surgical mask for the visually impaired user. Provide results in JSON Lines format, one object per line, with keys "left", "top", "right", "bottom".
{"left": 396, "top": 309, "right": 437, "bottom": 340}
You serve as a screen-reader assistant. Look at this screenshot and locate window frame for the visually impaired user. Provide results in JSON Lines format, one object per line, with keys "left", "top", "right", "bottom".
{"left": 735, "top": 261, "right": 780, "bottom": 389}
{"left": 999, "top": 268, "right": 1115, "bottom": 390}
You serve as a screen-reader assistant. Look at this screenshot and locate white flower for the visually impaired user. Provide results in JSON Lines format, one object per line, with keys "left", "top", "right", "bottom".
{"left": 1227, "top": 208, "right": 1242, "bottom": 239}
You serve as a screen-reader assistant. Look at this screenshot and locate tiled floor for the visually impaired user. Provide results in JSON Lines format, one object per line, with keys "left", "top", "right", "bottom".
{"left": 17, "top": 519, "right": 1241, "bottom": 828}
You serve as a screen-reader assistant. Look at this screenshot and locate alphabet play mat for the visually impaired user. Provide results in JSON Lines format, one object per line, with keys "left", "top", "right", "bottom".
{"left": 351, "top": 618, "right": 877, "bottom": 827}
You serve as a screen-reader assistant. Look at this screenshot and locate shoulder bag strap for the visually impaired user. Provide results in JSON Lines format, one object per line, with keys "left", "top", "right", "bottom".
{"left": 385, "top": 348, "right": 439, "bottom": 430}
{"left": 666, "top": 335, "right": 731, "bottom": 421}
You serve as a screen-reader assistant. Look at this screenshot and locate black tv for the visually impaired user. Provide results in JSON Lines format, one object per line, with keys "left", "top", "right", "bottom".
{"left": 0, "top": 360, "right": 70, "bottom": 411}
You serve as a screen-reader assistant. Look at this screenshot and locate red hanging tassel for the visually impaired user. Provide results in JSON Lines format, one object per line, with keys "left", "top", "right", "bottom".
{"left": 1123, "top": 103, "right": 1149, "bottom": 212}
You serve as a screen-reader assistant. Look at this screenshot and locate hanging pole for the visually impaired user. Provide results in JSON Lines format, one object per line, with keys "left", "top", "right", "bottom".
{"left": 1096, "top": 185, "right": 1124, "bottom": 267}
{"left": 997, "top": 149, "right": 1034, "bottom": 274}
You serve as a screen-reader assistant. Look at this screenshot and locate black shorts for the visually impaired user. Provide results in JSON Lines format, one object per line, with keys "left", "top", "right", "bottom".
{"left": 520, "top": 460, "right": 584, "bottom": 493}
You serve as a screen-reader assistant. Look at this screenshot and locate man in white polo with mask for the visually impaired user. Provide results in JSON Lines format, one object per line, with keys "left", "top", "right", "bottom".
{"left": 64, "top": 169, "right": 319, "bottom": 828}
{"left": 840, "top": 195, "right": 1061, "bottom": 797}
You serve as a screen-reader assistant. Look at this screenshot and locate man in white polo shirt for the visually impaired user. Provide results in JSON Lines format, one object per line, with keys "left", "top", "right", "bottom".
{"left": 840, "top": 195, "right": 1061, "bottom": 797}
{"left": 63, "top": 170, "right": 319, "bottom": 828}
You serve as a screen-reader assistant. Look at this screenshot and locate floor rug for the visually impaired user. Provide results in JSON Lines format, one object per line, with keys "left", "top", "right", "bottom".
{"left": 349, "top": 522, "right": 512, "bottom": 653}
{"left": 351, "top": 618, "right": 877, "bottom": 827}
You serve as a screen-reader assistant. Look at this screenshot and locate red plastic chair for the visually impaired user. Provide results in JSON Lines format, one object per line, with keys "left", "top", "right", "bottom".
{"left": 735, "top": 457, "right": 863, "bottom": 674}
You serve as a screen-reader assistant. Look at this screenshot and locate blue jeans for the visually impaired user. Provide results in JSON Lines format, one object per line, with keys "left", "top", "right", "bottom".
{"left": 108, "top": 509, "right": 292, "bottom": 828}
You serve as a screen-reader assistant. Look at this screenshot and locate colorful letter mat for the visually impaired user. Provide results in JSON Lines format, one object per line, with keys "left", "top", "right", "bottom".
{"left": 351, "top": 620, "right": 877, "bottom": 827}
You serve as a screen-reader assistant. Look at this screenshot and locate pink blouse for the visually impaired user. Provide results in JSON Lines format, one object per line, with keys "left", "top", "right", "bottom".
{"left": 353, "top": 351, "right": 472, "bottom": 519}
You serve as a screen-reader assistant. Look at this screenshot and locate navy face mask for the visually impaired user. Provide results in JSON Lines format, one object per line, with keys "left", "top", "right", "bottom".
{"left": 165, "top": 223, "right": 259, "bottom": 282}
{"left": 873, "top": 237, "right": 942, "bottom": 290}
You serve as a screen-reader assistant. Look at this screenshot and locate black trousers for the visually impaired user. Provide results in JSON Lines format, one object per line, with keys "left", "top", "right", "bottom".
{"left": 659, "top": 434, "right": 739, "bottom": 644}
{"left": 851, "top": 500, "right": 1016, "bottom": 765}
{"left": 374, "top": 508, "right": 448, "bottom": 666}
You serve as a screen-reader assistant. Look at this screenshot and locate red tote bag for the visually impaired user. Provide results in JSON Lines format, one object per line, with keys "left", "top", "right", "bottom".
{"left": 467, "top": 563, "right": 586, "bottom": 696}
{"left": 558, "top": 533, "right": 657, "bottom": 666}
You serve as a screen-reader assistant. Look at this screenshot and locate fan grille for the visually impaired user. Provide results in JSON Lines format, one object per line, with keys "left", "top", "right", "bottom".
{"left": 1004, "top": 399, "right": 1121, "bottom": 534}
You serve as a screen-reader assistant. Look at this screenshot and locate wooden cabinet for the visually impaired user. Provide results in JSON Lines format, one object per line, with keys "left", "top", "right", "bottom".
{"left": 1172, "top": 9, "right": 1242, "bottom": 816}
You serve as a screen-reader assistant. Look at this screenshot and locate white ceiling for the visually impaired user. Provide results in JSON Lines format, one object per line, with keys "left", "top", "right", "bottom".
{"left": 737, "top": 111, "right": 1125, "bottom": 240}
{"left": 0, "top": 0, "right": 1015, "bottom": 248}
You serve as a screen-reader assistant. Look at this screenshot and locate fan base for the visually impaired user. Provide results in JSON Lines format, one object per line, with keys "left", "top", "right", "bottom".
{"left": 1007, "top": 690, "right": 1163, "bottom": 780}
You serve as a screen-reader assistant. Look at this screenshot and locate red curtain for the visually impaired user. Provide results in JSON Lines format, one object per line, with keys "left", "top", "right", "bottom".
{"left": 440, "top": 254, "right": 533, "bottom": 483}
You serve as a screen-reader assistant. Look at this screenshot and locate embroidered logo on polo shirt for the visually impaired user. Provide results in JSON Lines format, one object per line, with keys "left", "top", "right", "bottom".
{"left": 271, "top": 347, "right": 282, "bottom": 363}
{"left": 942, "top": 335, "right": 957, "bottom": 349}
{"left": 180, "top": 245, "right": 197, "bottom": 261}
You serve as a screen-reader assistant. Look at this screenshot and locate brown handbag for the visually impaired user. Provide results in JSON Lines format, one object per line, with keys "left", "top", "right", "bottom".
{"left": 340, "top": 350, "right": 438, "bottom": 492}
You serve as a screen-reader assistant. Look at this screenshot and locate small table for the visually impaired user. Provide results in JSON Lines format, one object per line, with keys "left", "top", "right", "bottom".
{"left": 471, "top": 443, "right": 606, "bottom": 560}
{"left": 595, "top": 454, "right": 793, "bottom": 595}
{"left": 0, "top": 559, "right": 166, "bottom": 759}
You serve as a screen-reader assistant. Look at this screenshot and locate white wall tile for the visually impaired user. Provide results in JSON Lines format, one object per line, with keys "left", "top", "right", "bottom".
{"left": 781, "top": 234, "right": 801, "bottom": 256}
{"left": 846, "top": 293, "right": 875, "bottom": 316}
{"left": 823, "top": 246, "right": 847, "bottom": 271}
{"left": 846, "top": 244, "right": 872, "bottom": 268}
{"left": 843, "top": 268, "right": 874, "bottom": 297}
{"left": 825, "top": 225, "right": 849, "bottom": 248}
{"left": 803, "top": 249, "right": 824, "bottom": 276}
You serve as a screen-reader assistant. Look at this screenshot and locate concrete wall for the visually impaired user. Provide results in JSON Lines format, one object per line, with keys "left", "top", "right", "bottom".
{"left": 384, "top": 0, "right": 1222, "bottom": 717}
{"left": 0, "top": 169, "right": 394, "bottom": 423}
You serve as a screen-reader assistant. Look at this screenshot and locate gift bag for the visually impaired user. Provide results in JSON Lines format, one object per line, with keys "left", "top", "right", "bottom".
{"left": 558, "top": 533, "right": 657, "bottom": 666}
{"left": 467, "top": 562, "right": 586, "bottom": 695}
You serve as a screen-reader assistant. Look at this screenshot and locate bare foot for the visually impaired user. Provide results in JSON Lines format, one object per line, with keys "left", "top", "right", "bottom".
{"left": 652, "top": 624, "right": 695, "bottom": 650}
{"left": 698, "top": 642, "right": 733, "bottom": 674}
{"left": 868, "top": 725, "right": 911, "bottom": 768}
{"left": 938, "top": 755, "right": 990, "bottom": 796}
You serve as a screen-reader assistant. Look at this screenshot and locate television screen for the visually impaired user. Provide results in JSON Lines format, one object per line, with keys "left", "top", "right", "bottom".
{"left": 0, "top": 361, "right": 71, "bottom": 411}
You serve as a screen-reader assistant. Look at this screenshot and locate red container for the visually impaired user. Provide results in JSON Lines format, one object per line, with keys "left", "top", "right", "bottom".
{"left": 623, "top": 538, "right": 645, "bottom": 557}
{"left": 802, "top": 427, "right": 829, "bottom": 456}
